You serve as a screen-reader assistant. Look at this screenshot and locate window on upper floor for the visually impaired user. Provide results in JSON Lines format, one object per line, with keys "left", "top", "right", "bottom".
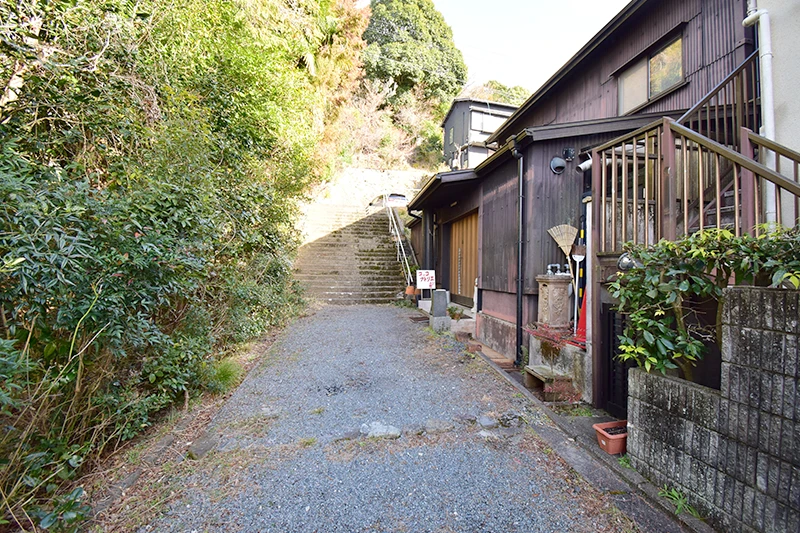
{"left": 448, "top": 127, "right": 454, "bottom": 145}
{"left": 618, "top": 36, "right": 683, "bottom": 115}
{"left": 470, "top": 111, "right": 506, "bottom": 134}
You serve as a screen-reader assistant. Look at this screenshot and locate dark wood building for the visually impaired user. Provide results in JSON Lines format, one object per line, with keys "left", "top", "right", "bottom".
{"left": 411, "top": 0, "right": 758, "bottom": 408}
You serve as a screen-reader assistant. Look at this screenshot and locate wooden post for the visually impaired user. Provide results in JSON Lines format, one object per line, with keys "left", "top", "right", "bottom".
{"left": 740, "top": 127, "right": 757, "bottom": 236}
{"left": 661, "top": 118, "right": 677, "bottom": 242}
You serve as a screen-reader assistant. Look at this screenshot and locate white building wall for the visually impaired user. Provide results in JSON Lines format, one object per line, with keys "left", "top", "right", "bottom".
{"left": 760, "top": 0, "right": 800, "bottom": 152}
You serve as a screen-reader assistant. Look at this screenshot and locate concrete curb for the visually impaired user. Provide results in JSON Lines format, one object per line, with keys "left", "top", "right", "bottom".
{"left": 475, "top": 349, "right": 716, "bottom": 533}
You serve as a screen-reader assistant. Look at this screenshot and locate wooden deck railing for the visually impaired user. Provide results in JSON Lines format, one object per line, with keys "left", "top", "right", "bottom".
{"left": 678, "top": 50, "right": 760, "bottom": 152}
{"left": 592, "top": 120, "right": 664, "bottom": 253}
{"left": 742, "top": 129, "right": 800, "bottom": 231}
{"left": 593, "top": 118, "right": 800, "bottom": 253}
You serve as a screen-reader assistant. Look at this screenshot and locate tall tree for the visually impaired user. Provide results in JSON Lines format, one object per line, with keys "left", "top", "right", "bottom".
{"left": 362, "top": 0, "right": 466, "bottom": 103}
{"left": 460, "top": 80, "right": 530, "bottom": 106}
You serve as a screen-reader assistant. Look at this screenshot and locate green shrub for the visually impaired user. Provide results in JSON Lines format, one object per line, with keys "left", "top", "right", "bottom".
{"left": 610, "top": 228, "right": 800, "bottom": 381}
{"left": 0, "top": 0, "right": 365, "bottom": 527}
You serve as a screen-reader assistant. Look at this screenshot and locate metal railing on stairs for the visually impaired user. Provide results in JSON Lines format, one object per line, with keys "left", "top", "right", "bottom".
{"left": 742, "top": 129, "right": 800, "bottom": 230}
{"left": 679, "top": 50, "right": 760, "bottom": 152}
{"left": 380, "top": 194, "right": 415, "bottom": 285}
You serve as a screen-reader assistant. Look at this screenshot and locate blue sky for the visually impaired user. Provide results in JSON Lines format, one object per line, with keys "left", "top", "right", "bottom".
{"left": 431, "top": 0, "right": 632, "bottom": 92}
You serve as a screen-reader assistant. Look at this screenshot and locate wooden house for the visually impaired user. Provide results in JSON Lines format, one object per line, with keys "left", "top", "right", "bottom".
{"left": 407, "top": 99, "right": 516, "bottom": 308}
{"left": 411, "top": 0, "right": 800, "bottom": 412}
{"left": 474, "top": 0, "right": 758, "bottom": 411}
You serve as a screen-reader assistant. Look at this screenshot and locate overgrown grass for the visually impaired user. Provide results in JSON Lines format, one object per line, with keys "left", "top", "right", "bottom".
{"left": 206, "top": 358, "right": 244, "bottom": 394}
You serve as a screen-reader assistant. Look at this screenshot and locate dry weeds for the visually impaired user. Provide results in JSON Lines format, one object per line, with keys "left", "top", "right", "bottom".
{"left": 84, "top": 330, "right": 283, "bottom": 532}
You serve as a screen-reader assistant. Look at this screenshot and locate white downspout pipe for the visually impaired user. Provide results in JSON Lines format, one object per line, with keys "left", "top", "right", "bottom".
{"left": 743, "top": 1, "right": 777, "bottom": 225}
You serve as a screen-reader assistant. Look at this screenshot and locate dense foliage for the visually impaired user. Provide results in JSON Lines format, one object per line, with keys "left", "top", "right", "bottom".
{"left": 362, "top": 0, "right": 466, "bottom": 105}
{"left": 0, "top": 0, "right": 366, "bottom": 528}
{"left": 610, "top": 228, "right": 800, "bottom": 381}
{"left": 460, "top": 80, "right": 530, "bottom": 106}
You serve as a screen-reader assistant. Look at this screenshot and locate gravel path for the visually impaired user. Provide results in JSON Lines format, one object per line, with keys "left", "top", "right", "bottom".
{"left": 139, "top": 305, "right": 637, "bottom": 532}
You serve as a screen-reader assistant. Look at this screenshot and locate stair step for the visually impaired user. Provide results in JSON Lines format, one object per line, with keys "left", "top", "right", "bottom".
{"left": 295, "top": 194, "right": 409, "bottom": 306}
{"left": 314, "top": 298, "right": 402, "bottom": 305}
{"left": 301, "top": 282, "right": 404, "bottom": 291}
{"left": 294, "top": 274, "right": 405, "bottom": 282}
{"left": 308, "top": 289, "right": 403, "bottom": 297}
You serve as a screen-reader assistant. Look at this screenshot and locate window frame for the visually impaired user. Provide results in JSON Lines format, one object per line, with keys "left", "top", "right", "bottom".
{"left": 648, "top": 37, "right": 683, "bottom": 99}
{"left": 616, "top": 33, "right": 686, "bottom": 116}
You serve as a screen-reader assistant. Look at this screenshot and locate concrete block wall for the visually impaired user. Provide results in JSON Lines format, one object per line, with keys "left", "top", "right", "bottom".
{"left": 628, "top": 287, "right": 800, "bottom": 533}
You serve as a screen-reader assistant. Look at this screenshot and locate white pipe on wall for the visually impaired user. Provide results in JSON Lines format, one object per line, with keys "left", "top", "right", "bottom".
{"left": 743, "top": 2, "right": 777, "bottom": 224}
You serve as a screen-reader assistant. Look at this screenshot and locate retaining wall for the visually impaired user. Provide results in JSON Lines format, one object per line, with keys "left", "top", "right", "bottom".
{"left": 628, "top": 287, "right": 799, "bottom": 533}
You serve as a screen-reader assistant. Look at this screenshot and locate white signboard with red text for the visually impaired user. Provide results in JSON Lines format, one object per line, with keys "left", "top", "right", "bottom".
{"left": 416, "top": 270, "right": 436, "bottom": 290}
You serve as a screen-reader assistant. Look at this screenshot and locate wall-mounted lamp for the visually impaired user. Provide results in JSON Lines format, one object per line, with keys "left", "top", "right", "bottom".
{"left": 550, "top": 156, "right": 567, "bottom": 174}
{"left": 563, "top": 148, "right": 575, "bottom": 162}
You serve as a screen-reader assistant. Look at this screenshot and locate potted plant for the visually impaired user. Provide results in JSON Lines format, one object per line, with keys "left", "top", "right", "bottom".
{"left": 406, "top": 265, "right": 420, "bottom": 296}
{"left": 592, "top": 420, "right": 628, "bottom": 455}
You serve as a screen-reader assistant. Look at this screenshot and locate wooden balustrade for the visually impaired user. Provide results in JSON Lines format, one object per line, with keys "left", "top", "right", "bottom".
{"left": 593, "top": 119, "right": 800, "bottom": 253}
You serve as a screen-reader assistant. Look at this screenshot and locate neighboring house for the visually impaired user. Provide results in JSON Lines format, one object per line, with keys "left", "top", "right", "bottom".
{"left": 410, "top": 0, "right": 800, "bottom": 413}
{"left": 407, "top": 99, "right": 515, "bottom": 308}
{"left": 442, "top": 99, "right": 517, "bottom": 171}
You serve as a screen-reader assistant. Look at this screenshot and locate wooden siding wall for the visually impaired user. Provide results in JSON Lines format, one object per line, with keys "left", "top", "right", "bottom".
{"left": 449, "top": 212, "right": 478, "bottom": 300}
{"left": 480, "top": 133, "right": 623, "bottom": 295}
{"left": 434, "top": 187, "right": 481, "bottom": 290}
{"left": 523, "top": 139, "right": 585, "bottom": 293}
{"left": 480, "top": 158, "right": 520, "bottom": 293}
{"left": 522, "top": 0, "right": 749, "bottom": 128}
{"left": 410, "top": 223, "right": 422, "bottom": 267}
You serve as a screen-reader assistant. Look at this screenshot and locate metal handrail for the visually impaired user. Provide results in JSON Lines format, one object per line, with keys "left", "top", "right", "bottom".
{"left": 678, "top": 50, "right": 759, "bottom": 124}
{"left": 382, "top": 194, "right": 414, "bottom": 285}
{"left": 677, "top": 50, "right": 760, "bottom": 151}
{"left": 671, "top": 121, "right": 800, "bottom": 196}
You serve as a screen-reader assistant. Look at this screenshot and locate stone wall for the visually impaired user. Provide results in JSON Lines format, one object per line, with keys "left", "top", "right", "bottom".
{"left": 528, "top": 336, "right": 592, "bottom": 403}
{"left": 628, "top": 287, "right": 799, "bottom": 533}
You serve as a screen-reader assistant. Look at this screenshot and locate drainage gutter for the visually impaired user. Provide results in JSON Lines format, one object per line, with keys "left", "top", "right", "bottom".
{"left": 512, "top": 139, "right": 524, "bottom": 367}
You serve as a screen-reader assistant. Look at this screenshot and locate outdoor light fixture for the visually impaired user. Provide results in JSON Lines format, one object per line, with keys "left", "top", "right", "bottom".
{"left": 617, "top": 252, "right": 643, "bottom": 271}
{"left": 563, "top": 148, "right": 575, "bottom": 162}
{"left": 550, "top": 156, "right": 567, "bottom": 174}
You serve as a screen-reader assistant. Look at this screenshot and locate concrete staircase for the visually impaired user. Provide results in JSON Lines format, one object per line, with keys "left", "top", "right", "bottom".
{"left": 293, "top": 204, "right": 408, "bottom": 305}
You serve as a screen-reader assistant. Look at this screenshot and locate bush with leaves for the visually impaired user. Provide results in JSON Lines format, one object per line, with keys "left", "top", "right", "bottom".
{"left": 0, "top": 0, "right": 366, "bottom": 529}
{"left": 610, "top": 228, "right": 800, "bottom": 381}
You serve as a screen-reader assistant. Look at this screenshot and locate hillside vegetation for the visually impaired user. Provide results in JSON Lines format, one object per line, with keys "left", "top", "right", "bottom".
{"left": 0, "top": 0, "right": 499, "bottom": 528}
{"left": 0, "top": 0, "right": 367, "bottom": 528}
